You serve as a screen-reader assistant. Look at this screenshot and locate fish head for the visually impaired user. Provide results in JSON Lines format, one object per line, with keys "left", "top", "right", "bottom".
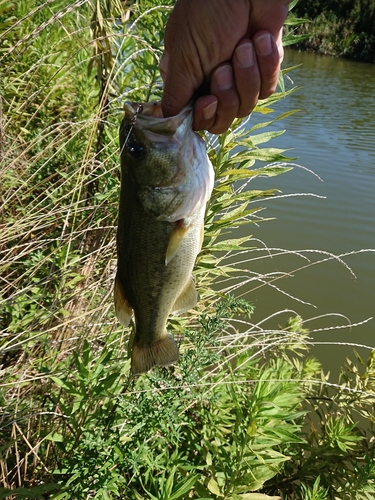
{"left": 119, "top": 101, "right": 192, "bottom": 189}
{"left": 119, "top": 101, "right": 214, "bottom": 222}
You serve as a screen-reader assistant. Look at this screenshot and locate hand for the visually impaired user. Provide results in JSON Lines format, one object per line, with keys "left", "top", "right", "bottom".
{"left": 160, "top": 0, "right": 291, "bottom": 134}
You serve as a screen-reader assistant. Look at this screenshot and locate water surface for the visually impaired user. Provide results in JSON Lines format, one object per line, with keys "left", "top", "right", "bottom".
{"left": 239, "top": 50, "right": 375, "bottom": 372}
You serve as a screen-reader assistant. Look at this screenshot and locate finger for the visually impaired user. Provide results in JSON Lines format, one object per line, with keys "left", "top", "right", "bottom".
{"left": 253, "top": 31, "right": 281, "bottom": 99}
{"left": 192, "top": 95, "right": 218, "bottom": 131}
{"left": 232, "top": 39, "right": 260, "bottom": 117}
{"left": 207, "top": 64, "right": 240, "bottom": 134}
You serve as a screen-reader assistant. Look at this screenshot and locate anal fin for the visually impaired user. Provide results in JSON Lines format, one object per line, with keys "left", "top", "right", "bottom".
{"left": 131, "top": 334, "right": 179, "bottom": 375}
{"left": 172, "top": 277, "right": 198, "bottom": 315}
{"left": 114, "top": 274, "right": 133, "bottom": 327}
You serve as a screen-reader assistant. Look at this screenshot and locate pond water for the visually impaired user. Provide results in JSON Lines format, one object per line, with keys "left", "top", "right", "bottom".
{"left": 238, "top": 49, "right": 375, "bottom": 374}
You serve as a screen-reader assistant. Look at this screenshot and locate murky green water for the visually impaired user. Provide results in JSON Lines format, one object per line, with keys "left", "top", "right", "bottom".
{"left": 239, "top": 50, "right": 375, "bottom": 373}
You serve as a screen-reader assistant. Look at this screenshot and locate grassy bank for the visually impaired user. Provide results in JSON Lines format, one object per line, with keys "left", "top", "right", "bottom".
{"left": 290, "top": 0, "right": 375, "bottom": 62}
{"left": 1, "top": 1, "right": 375, "bottom": 498}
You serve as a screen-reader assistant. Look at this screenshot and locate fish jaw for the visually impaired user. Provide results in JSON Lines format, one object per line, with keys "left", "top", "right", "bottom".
{"left": 123, "top": 101, "right": 191, "bottom": 137}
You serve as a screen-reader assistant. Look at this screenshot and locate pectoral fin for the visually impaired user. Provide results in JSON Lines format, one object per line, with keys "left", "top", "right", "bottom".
{"left": 114, "top": 274, "right": 133, "bottom": 327}
{"left": 172, "top": 277, "right": 198, "bottom": 315}
{"left": 165, "top": 221, "right": 190, "bottom": 265}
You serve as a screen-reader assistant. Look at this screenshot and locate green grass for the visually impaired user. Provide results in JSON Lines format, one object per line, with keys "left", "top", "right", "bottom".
{"left": 1, "top": 1, "right": 375, "bottom": 498}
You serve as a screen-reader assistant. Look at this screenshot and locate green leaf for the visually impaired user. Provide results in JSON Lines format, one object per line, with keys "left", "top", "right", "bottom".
{"left": 278, "top": 70, "right": 285, "bottom": 93}
{"left": 208, "top": 236, "right": 253, "bottom": 252}
{"left": 207, "top": 478, "right": 223, "bottom": 497}
{"left": 283, "top": 34, "right": 310, "bottom": 47}
{"left": 96, "top": 372, "right": 120, "bottom": 392}
{"left": 238, "top": 130, "right": 285, "bottom": 146}
{"left": 284, "top": 17, "right": 310, "bottom": 26}
{"left": 218, "top": 168, "right": 260, "bottom": 179}
{"left": 165, "top": 466, "right": 177, "bottom": 497}
{"left": 170, "top": 475, "right": 199, "bottom": 499}
{"left": 49, "top": 376, "right": 75, "bottom": 392}
{"left": 45, "top": 432, "right": 64, "bottom": 442}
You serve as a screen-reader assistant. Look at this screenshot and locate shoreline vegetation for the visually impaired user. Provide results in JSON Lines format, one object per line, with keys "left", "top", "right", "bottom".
{"left": 1, "top": 1, "right": 375, "bottom": 498}
{"left": 290, "top": 0, "right": 375, "bottom": 63}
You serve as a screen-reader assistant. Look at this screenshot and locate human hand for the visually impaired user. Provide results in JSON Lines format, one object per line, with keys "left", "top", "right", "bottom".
{"left": 160, "top": 0, "right": 291, "bottom": 134}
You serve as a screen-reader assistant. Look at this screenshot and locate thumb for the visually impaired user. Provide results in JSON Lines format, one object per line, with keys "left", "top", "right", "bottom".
{"left": 160, "top": 52, "right": 199, "bottom": 118}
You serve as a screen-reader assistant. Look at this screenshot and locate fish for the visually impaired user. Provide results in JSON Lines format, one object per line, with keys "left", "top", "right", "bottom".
{"left": 114, "top": 101, "right": 214, "bottom": 375}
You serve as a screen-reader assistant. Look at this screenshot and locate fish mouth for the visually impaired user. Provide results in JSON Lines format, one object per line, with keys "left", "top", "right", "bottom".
{"left": 124, "top": 101, "right": 164, "bottom": 118}
{"left": 123, "top": 101, "right": 193, "bottom": 140}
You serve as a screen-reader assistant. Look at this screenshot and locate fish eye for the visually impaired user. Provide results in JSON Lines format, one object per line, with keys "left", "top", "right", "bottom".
{"left": 127, "top": 140, "right": 145, "bottom": 159}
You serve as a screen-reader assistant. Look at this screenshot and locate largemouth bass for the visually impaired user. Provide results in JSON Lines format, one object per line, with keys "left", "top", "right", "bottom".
{"left": 115, "top": 101, "right": 214, "bottom": 375}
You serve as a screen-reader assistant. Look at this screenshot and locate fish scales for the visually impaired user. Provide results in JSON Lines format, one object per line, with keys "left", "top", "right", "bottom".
{"left": 115, "top": 101, "right": 214, "bottom": 375}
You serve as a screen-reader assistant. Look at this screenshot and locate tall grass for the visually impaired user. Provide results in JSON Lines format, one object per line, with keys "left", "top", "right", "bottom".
{"left": 1, "top": 1, "right": 375, "bottom": 498}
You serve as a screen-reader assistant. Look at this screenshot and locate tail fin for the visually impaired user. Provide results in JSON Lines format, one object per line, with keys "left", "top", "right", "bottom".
{"left": 131, "top": 334, "right": 179, "bottom": 375}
